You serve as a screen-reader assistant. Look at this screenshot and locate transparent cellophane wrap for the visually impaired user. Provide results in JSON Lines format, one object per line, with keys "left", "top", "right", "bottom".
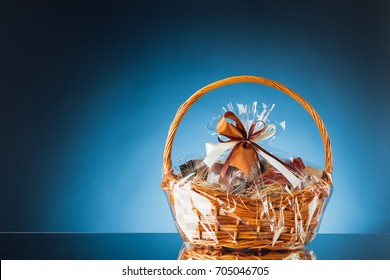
{"left": 162, "top": 103, "right": 333, "bottom": 250}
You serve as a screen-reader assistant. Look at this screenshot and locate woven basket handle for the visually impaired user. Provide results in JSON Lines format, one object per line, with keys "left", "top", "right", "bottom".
{"left": 163, "top": 75, "right": 332, "bottom": 179}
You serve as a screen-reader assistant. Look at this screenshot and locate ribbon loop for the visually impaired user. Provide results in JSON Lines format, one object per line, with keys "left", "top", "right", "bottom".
{"left": 217, "top": 111, "right": 248, "bottom": 140}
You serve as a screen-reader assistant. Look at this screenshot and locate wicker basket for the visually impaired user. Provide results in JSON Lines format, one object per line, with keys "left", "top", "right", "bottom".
{"left": 178, "top": 243, "right": 316, "bottom": 260}
{"left": 162, "top": 75, "right": 333, "bottom": 250}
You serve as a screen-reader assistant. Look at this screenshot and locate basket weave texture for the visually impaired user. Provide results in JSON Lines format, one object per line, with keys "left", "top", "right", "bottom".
{"left": 162, "top": 76, "right": 333, "bottom": 250}
{"left": 178, "top": 243, "right": 316, "bottom": 260}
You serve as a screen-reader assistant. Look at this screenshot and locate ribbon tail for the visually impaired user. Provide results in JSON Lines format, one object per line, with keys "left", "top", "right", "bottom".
{"left": 257, "top": 149, "right": 301, "bottom": 189}
{"left": 203, "top": 142, "right": 238, "bottom": 167}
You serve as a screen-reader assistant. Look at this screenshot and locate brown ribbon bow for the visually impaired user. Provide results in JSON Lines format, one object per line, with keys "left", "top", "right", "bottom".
{"left": 217, "top": 111, "right": 290, "bottom": 178}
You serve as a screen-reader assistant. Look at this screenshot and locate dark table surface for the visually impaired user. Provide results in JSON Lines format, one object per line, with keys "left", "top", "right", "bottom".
{"left": 1, "top": 233, "right": 389, "bottom": 260}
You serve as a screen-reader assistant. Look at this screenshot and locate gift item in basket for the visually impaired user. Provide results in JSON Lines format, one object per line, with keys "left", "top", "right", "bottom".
{"left": 162, "top": 76, "right": 333, "bottom": 250}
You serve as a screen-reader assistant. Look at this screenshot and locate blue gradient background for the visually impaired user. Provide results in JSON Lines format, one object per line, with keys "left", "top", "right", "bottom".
{"left": 1, "top": 0, "right": 389, "bottom": 234}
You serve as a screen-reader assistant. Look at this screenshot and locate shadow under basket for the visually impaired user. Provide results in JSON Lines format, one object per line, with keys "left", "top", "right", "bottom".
{"left": 161, "top": 76, "right": 333, "bottom": 250}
